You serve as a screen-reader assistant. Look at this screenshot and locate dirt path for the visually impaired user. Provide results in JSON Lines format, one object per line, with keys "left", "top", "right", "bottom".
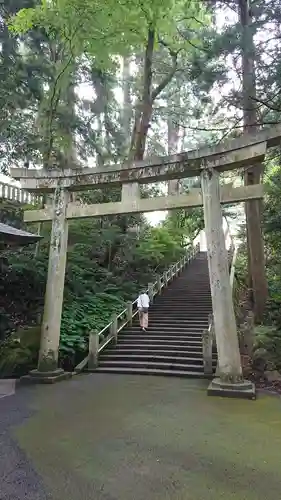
{"left": 1, "top": 374, "right": 281, "bottom": 499}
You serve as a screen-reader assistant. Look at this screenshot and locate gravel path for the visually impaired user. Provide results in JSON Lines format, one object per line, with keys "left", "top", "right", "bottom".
{"left": 1, "top": 375, "right": 281, "bottom": 500}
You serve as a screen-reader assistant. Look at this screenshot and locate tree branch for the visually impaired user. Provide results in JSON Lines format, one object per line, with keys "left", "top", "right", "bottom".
{"left": 172, "top": 120, "right": 281, "bottom": 132}
{"left": 250, "top": 95, "right": 281, "bottom": 113}
{"left": 151, "top": 43, "right": 178, "bottom": 102}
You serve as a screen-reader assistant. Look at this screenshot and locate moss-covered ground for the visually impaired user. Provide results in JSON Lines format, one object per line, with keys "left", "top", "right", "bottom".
{"left": 2, "top": 374, "right": 281, "bottom": 499}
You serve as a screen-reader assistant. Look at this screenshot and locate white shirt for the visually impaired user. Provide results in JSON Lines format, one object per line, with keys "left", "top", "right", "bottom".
{"left": 137, "top": 293, "right": 150, "bottom": 309}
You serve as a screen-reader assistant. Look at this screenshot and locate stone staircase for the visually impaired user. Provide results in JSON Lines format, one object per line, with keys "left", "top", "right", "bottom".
{"left": 96, "top": 252, "right": 217, "bottom": 378}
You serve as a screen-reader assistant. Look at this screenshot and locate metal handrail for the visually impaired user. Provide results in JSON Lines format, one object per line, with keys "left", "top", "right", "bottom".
{"left": 74, "top": 240, "right": 201, "bottom": 373}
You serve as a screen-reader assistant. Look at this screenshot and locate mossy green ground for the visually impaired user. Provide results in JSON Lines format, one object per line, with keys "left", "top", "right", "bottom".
{"left": 12, "top": 374, "right": 281, "bottom": 499}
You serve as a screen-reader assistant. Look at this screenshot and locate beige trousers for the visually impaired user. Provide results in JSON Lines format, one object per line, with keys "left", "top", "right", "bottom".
{"left": 139, "top": 310, "right": 148, "bottom": 329}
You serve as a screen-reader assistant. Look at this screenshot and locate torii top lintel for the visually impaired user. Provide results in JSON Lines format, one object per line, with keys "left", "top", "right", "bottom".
{"left": 10, "top": 125, "right": 281, "bottom": 193}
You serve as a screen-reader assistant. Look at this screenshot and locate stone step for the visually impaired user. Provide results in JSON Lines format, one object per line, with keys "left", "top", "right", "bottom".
{"left": 105, "top": 348, "right": 204, "bottom": 357}
{"left": 153, "top": 299, "right": 211, "bottom": 303}
{"left": 117, "top": 339, "right": 203, "bottom": 347}
{"left": 160, "top": 284, "right": 210, "bottom": 287}
{"left": 149, "top": 307, "right": 211, "bottom": 311}
{"left": 138, "top": 326, "right": 208, "bottom": 330}
{"left": 117, "top": 338, "right": 203, "bottom": 346}
{"left": 99, "top": 354, "right": 217, "bottom": 365}
{"left": 150, "top": 303, "right": 212, "bottom": 307}
{"left": 118, "top": 333, "right": 203, "bottom": 341}
{"left": 149, "top": 313, "right": 210, "bottom": 317}
{"left": 160, "top": 289, "right": 210, "bottom": 291}
{"left": 152, "top": 304, "right": 211, "bottom": 307}
{"left": 94, "top": 367, "right": 209, "bottom": 378}
{"left": 158, "top": 297, "right": 211, "bottom": 300}
{"left": 143, "top": 319, "right": 209, "bottom": 325}
{"left": 153, "top": 297, "right": 211, "bottom": 300}
{"left": 128, "top": 326, "right": 205, "bottom": 332}
{"left": 155, "top": 293, "right": 211, "bottom": 296}
{"left": 127, "top": 322, "right": 206, "bottom": 327}
{"left": 112, "top": 343, "right": 205, "bottom": 351}
{"left": 131, "top": 321, "right": 206, "bottom": 326}
{"left": 166, "top": 292, "right": 209, "bottom": 295}
{"left": 150, "top": 303, "right": 211, "bottom": 307}
{"left": 158, "top": 295, "right": 211, "bottom": 298}
{"left": 97, "top": 360, "right": 205, "bottom": 372}
{"left": 170, "top": 282, "right": 209, "bottom": 285}
{"left": 148, "top": 308, "right": 211, "bottom": 311}
{"left": 145, "top": 317, "right": 209, "bottom": 321}
{"left": 143, "top": 319, "right": 209, "bottom": 324}
{"left": 118, "top": 329, "right": 202, "bottom": 340}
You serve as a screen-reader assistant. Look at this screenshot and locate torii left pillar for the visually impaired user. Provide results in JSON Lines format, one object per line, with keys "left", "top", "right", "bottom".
{"left": 23, "top": 183, "right": 71, "bottom": 383}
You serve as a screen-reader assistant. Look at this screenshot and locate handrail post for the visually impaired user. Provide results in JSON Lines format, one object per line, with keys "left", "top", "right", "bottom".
{"left": 203, "top": 316, "right": 214, "bottom": 376}
{"left": 163, "top": 271, "right": 168, "bottom": 288}
{"left": 126, "top": 302, "right": 133, "bottom": 326}
{"left": 88, "top": 331, "right": 99, "bottom": 370}
{"left": 110, "top": 313, "right": 118, "bottom": 344}
{"left": 148, "top": 282, "right": 154, "bottom": 304}
{"left": 157, "top": 276, "right": 162, "bottom": 294}
{"left": 202, "top": 329, "right": 213, "bottom": 376}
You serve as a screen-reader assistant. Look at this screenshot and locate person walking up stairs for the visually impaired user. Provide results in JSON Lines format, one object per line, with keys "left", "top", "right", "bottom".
{"left": 137, "top": 290, "right": 150, "bottom": 332}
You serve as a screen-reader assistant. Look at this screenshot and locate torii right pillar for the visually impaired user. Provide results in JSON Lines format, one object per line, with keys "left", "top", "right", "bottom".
{"left": 201, "top": 167, "right": 255, "bottom": 399}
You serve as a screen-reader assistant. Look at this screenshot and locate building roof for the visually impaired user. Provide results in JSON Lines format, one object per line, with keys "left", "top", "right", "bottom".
{"left": 0, "top": 222, "right": 42, "bottom": 245}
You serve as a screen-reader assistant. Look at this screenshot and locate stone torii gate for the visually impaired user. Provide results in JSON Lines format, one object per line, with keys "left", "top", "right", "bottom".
{"left": 10, "top": 125, "right": 281, "bottom": 397}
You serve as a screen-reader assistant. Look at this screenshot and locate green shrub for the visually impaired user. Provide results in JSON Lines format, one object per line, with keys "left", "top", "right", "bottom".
{"left": 0, "top": 326, "right": 41, "bottom": 377}
{"left": 253, "top": 325, "right": 281, "bottom": 371}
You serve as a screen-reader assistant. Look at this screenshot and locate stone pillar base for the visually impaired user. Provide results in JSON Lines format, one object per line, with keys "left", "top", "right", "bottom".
{"left": 20, "top": 368, "right": 72, "bottom": 385}
{"left": 207, "top": 377, "right": 256, "bottom": 400}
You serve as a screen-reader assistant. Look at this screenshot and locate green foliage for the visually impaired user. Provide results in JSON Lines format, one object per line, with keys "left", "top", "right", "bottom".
{"left": 136, "top": 226, "right": 183, "bottom": 268}
{"left": 10, "top": 0, "right": 208, "bottom": 59}
{"left": 253, "top": 325, "right": 281, "bottom": 371}
{"left": 60, "top": 292, "right": 125, "bottom": 356}
{"left": 261, "top": 161, "right": 281, "bottom": 331}
{"left": 164, "top": 206, "right": 204, "bottom": 246}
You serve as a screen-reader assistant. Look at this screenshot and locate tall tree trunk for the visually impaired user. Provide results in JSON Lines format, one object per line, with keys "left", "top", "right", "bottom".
{"left": 239, "top": 0, "right": 267, "bottom": 323}
{"left": 62, "top": 76, "right": 77, "bottom": 202}
{"left": 121, "top": 56, "right": 132, "bottom": 155}
{"left": 167, "top": 93, "right": 180, "bottom": 196}
{"left": 123, "top": 26, "right": 178, "bottom": 236}
{"left": 129, "top": 28, "right": 155, "bottom": 161}
{"left": 129, "top": 27, "right": 178, "bottom": 162}
{"left": 63, "top": 78, "right": 77, "bottom": 165}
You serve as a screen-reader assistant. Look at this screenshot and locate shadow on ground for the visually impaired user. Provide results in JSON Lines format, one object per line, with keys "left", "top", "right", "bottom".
{"left": 1, "top": 374, "right": 281, "bottom": 500}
